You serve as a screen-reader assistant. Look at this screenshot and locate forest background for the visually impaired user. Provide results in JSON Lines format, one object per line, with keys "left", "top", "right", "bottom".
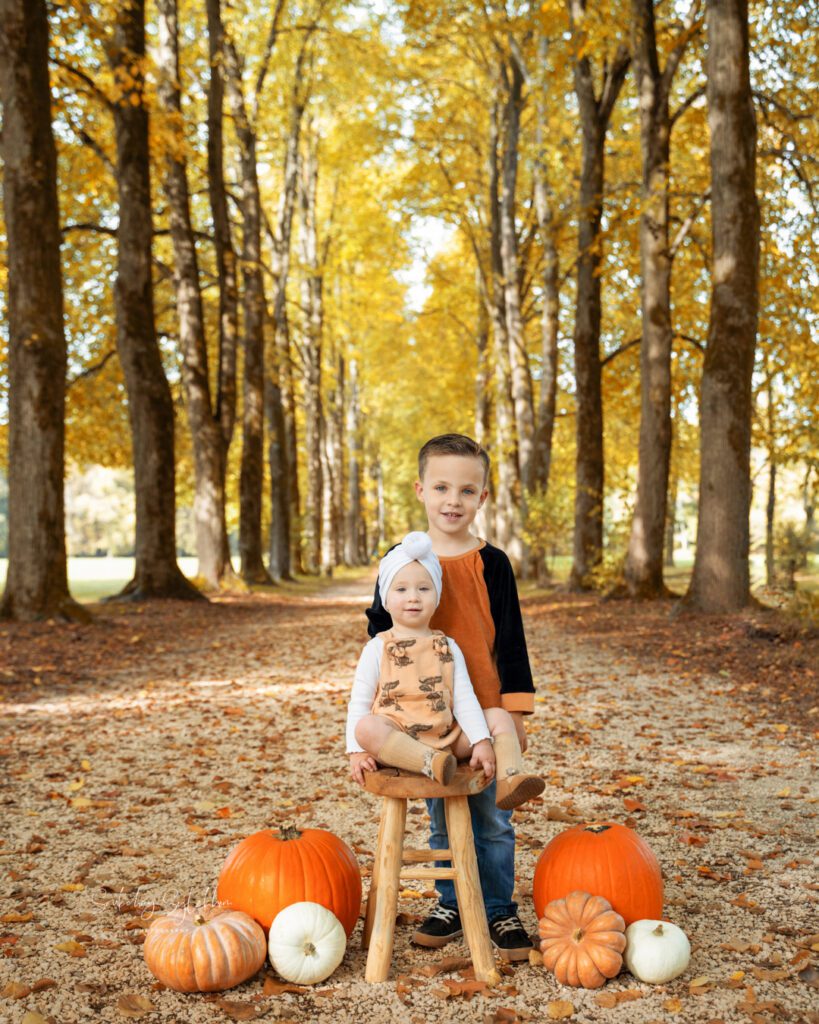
{"left": 0, "top": 0, "right": 817, "bottom": 618}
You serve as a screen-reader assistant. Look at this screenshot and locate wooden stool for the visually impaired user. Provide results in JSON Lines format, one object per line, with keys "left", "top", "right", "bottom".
{"left": 361, "top": 765, "right": 497, "bottom": 984}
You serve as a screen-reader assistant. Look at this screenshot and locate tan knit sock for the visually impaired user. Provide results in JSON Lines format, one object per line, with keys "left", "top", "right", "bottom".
{"left": 494, "top": 733, "right": 545, "bottom": 810}
{"left": 378, "top": 732, "right": 456, "bottom": 784}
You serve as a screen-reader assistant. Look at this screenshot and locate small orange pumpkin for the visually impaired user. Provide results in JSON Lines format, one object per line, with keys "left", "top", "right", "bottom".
{"left": 533, "top": 821, "right": 663, "bottom": 926}
{"left": 143, "top": 905, "right": 266, "bottom": 992}
{"left": 216, "top": 825, "right": 362, "bottom": 937}
{"left": 539, "top": 890, "right": 626, "bottom": 988}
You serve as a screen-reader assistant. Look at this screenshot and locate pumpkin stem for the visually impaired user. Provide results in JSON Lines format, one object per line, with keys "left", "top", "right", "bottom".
{"left": 278, "top": 823, "right": 302, "bottom": 841}
{"left": 572, "top": 928, "right": 584, "bottom": 943}
{"left": 304, "top": 941, "right": 317, "bottom": 957}
{"left": 194, "top": 916, "right": 205, "bottom": 927}
{"left": 652, "top": 923, "right": 664, "bottom": 936}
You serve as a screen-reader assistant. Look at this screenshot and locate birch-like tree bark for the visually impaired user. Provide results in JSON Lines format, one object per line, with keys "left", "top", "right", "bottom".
{"left": 500, "top": 54, "right": 535, "bottom": 496}
{"left": 624, "top": 0, "right": 700, "bottom": 598}
{"left": 266, "top": 54, "right": 310, "bottom": 579}
{"left": 156, "top": 0, "right": 229, "bottom": 589}
{"left": 299, "top": 130, "right": 324, "bottom": 574}
{"left": 205, "top": 0, "right": 239, "bottom": 577}
{"left": 567, "top": 0, "right": 630, "bottom": 590}
{"left": 531, "top": 32, "right": 559, "bottom": 497}
{"left": 488, "top": 99, "right": 518, "bottom": 559}
{"left": 344, "top": 358, "right": 365, "bottom": 565}
{"left": 108, "top": 0, "right": 200, "bottom": 601}
{"left": 686, "top": 0, "right": 759, "bottom": 612}
{"left": 222, "top": 3, "right": 285, "bottom": 583}
{"left": 0, "top": 0, "right": 84, "bottom": 621}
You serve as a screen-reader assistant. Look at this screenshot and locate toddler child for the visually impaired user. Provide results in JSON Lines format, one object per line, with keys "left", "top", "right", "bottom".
{"left": 347, "top": 531, "right": 544, "bottom": 810}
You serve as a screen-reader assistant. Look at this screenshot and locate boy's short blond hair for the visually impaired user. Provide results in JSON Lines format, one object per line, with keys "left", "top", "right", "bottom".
{"left": 418, "top": 433, "right": 490, "bottom": 484}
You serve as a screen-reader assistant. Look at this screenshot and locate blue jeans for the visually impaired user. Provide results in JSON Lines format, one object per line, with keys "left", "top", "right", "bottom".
{"left": 426, "top": 781, "right": 517, "bottom": 920}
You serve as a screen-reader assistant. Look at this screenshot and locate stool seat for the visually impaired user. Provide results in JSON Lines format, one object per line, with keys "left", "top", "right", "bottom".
{"left": 361, "top": 767, "right": 497, "bottom": 985}
{"left": 363, "top": 764, "right": 492, "bottom": 799}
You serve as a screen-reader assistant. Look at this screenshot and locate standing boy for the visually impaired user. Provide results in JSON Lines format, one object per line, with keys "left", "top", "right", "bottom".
{"left": 365, "top": 433, "right": 539, "bottom": 961}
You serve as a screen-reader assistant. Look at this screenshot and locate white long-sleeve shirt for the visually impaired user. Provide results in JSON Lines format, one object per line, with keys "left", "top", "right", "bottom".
{"left": 346, "top": 634, "right": 491, "bottom": 753}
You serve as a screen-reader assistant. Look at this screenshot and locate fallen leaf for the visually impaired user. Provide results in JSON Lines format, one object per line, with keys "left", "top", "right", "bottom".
{"left": 1, "top": 981, "right": 31, "bottom": 999}
{"left": 61, "top": 883, "right": 85, "bottom": 892}
{"left": 116, "top": 994, "right": 155, "bottom": 1017}
{"left": 623, "top": 797, "right": 647, "bottom": 812}
{"left": 418, "top": 955, "right": 473, "bottom": 977}
{"left": 441, "top": 978, "right": 488, "bottom": 999}
{"left": 798, "top": 966, "right": 819, "bottom": 988}
{"left": 22, "top": 1015, "right": 48, "bottom": 1024}
{"left": 545, "top": 806, "right": 577, "bottom": 822}
{"left": 215, "top": 999, "right": 265, "bottom": 1021}
{"left": 689, "top": 975, "right": 714, "bottom": 994}
{"left": 663, "top": 997, "right": 683, "bottom": 1012}
{"left": 261, "top": 977, "right": 306, "bottom": 996}
{"left": 31, "top": 978, "right": 58, "bottom": 992}
{"left": 1, "top": 912, "right": 33, "bottom": 923}
{"left": 595, "top": 992, "right": 617, "bottom": 1008}
{"left": 546, "top": 1000, "right": 574, "bottom": 1020}
{"left": 751, "top": 967, "right": 788, "bottom": 982}
{"left": 54, "top": 939, "right": 87, "bottom": 956}
{"left": 528, "top": 948, "right": 543, "bottom": 966}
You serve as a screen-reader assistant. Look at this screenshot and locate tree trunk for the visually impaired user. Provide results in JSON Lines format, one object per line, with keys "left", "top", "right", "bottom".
{"left": 686, "top": 0, "right": 759, "bottom": 612}
{"left": 665, "top": 464, "right": 677, "bottom": 568}
{"left": 625, "top": 0, "right": 698, "bottom": 598}
{"left": 108, "top": 0, "right": 200, "bottom": 601}
{"left": 764, "top": 365, "right": 776, "bottom": 586}
{"left": 567, "top": 1, "right": 630, "bottom": 590}
{"left": 267, "top": 84, "right": 306, "bottom": 580}
{"left": 0, "top": 0, "right": 84, "bottom": 621}
{"left": 156, "top": 0, "right": 228, "bottom": 590}
{"left": 488, "top": 99, "right": 517, "bottom": 559}
{"left": 500, "top": 56, "right": 535, "bottom": 497}
{"left": 222, "top": 30, "right": 271, "bottom": 584}
{"left": 299, "top": 131, "right": 323, "bottom": 575}
{"left": 532, "top": 32, "right": 559, "bottom": 496}
{"left": 205, "top": 0, "right": 239, "bottom": 579}
{"left": 344, "top": 358, "right": 364, "bottom": 565}
{"left": 474, "top": 263, "right": 492, "bottom": 448}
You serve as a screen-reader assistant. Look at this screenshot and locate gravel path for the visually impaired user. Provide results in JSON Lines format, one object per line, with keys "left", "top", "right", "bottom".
{"left": 1, "top": 576, "right": 816, "bottom": 1023}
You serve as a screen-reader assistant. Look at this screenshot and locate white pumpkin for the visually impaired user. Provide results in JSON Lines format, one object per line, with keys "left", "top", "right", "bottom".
{"left": 624, "top": 919, "right": 691, "bottom": 984}
{"left": 268, "top": 901, "right": 346, "bottom": 985}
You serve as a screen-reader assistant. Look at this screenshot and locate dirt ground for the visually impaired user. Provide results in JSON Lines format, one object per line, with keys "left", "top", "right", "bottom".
{"left": 1, "top": 574, "right": 817, "bottom": 1024}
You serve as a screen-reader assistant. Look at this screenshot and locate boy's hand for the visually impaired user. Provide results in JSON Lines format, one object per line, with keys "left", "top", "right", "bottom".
{"left": 349, "top": 752, "right": 377, "bottom": 786}
{"left": 469, "top": 739, "right": 495, "bottom": 780}
{"left": 510, "top": 711, "right": 528, "bottom": 753}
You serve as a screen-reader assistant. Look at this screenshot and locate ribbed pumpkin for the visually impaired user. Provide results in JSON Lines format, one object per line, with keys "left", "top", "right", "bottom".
{"left": 539, "top": 890, "right": 626, "bottom": 988}
{"left": 533, "top": 822, "right": 663, "bottom": 926}
{"left": 143, "top": 905, "right": 266, "bottom": 992}
{"left": 216, "top": 826, "right": 361, "bottom": 938}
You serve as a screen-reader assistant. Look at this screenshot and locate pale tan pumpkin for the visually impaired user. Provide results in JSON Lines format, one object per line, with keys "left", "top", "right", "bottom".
{"left": 538, "top": 890, "right": 626, "bottom": 988}
{"left": 143, "top": 905, "right": 266, "bottom": 992}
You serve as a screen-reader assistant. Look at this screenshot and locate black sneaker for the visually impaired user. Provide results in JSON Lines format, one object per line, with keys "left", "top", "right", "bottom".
{"left": 488, "top": 913, "right": 534, "bottom": 962}
{"left": 411, "top": 904, "right": 463, "bottom": 948}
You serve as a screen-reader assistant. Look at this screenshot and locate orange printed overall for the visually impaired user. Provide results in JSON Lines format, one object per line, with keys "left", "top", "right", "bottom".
{"left": 372, "top": 630, "right": 462, "bottom": 750}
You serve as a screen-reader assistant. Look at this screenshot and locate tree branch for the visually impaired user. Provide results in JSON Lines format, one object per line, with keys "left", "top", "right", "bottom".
{"left": 66, "top": 350, "right": 116, "bottom": 389}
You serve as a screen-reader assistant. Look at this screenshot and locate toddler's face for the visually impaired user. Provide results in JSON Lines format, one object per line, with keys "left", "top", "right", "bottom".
{"left": 385, "top": 561, "right": 437, "bottom": 631}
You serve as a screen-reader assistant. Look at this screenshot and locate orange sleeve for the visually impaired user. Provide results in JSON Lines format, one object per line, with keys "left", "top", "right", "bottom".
{"left": 501, "top": 692, "right": 535, "bottom": 714}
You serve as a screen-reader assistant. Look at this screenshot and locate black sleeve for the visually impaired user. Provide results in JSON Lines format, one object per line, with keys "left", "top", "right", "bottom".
{"left": 365, "top": 543, "right": 397, "bottom": 637}
{"left": 480, "top": 544, "right": 535, "bottom": 699}
{"left": 365, "top": 577, "right": 392, "bottom": 637}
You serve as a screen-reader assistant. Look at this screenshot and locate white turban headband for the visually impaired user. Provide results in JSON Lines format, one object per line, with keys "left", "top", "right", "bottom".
{"left": 378, "top": 532, "right": 443, "bottom": 607}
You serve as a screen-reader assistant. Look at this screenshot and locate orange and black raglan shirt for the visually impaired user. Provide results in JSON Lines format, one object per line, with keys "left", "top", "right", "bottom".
{"left": 366, "top": 540, "right": 535, "bottom": 715}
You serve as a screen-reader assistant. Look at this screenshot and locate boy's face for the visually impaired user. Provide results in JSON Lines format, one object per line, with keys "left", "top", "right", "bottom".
{"left": 415, "top": 454, "right": 489, "bottom": 536}
{"left": 385, "top": 560, "right": 437, "bottom": 630}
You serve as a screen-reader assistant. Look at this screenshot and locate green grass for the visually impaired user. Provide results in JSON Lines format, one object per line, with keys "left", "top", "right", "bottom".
{"left": 0, "top": 556, "right": 199, "bottom": 603}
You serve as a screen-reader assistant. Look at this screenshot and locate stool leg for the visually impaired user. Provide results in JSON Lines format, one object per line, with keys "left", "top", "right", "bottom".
{"left": 362, "top": 794, "right": 390, "bottom": 950}
{"left": 445, "top": 795, "right": 497, "bottom": 983}
{"left": 365, "top": 795, "right": 406, "bottom": 983}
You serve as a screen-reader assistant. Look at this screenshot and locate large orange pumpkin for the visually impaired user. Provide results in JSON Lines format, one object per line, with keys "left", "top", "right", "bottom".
{"left": 216, "top": 826, "right": 361, "bottom": 938}
{"left": 533, "top": 822, "right": 663, "bottom": 926}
